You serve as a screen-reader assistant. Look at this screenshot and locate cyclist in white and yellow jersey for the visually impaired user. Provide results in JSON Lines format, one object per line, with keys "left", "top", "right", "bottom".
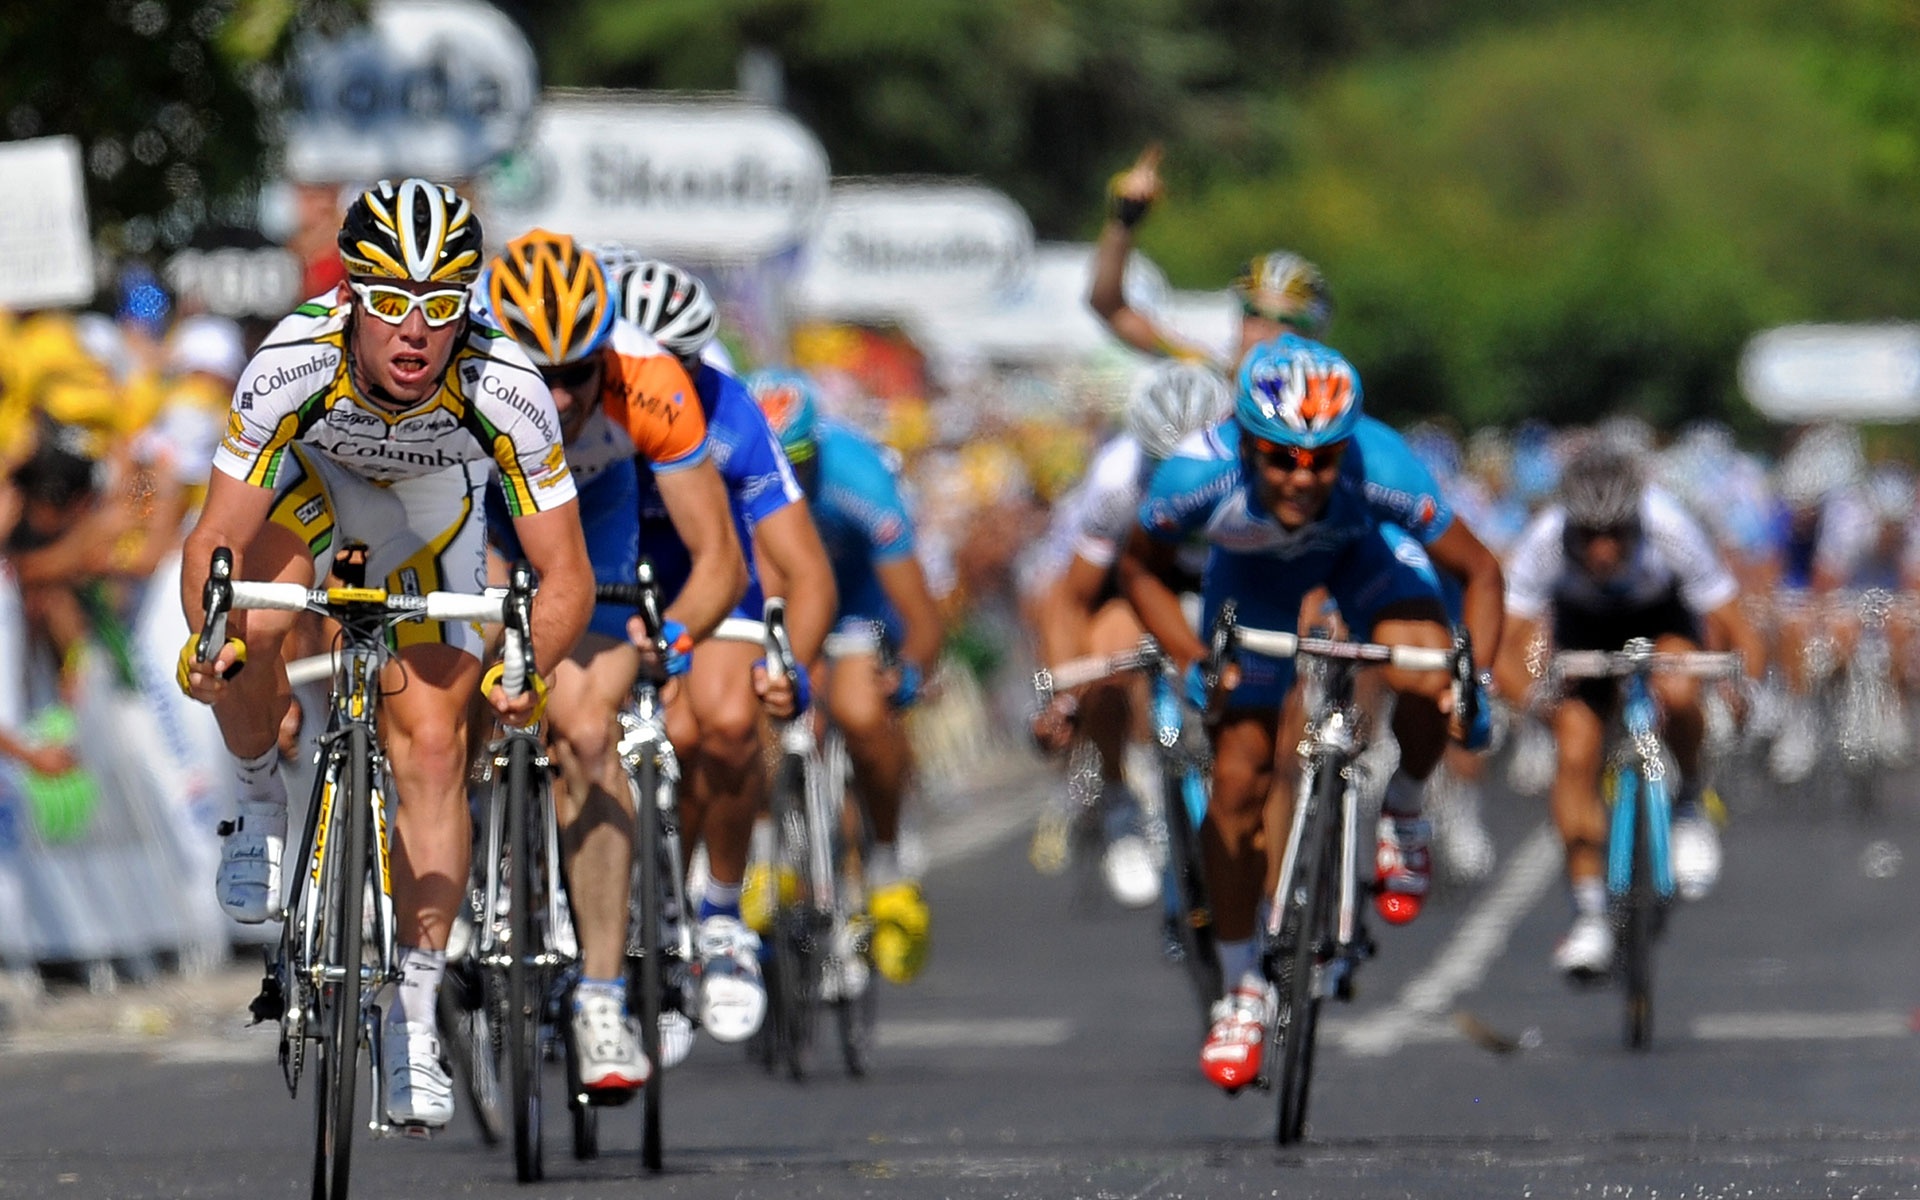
{"left": 177, "top": 179, "right": 595, "bottom": 1130}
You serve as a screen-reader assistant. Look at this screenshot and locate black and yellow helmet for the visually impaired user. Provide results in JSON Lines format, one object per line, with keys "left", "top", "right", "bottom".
{"left": 482, "top": 230, "right": 615, "bottom": 368}
{"left": 338, "top": 178, "right": 485, "bottom": 285}
{"left": 1233, "top": 251, "right": 1333, "bottom": 336}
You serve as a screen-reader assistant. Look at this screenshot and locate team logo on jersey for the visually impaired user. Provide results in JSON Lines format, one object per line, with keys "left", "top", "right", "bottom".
{"left": 756, "top": 383, "right": 805, "bottom": 435}
{"left": 1416, "top": 496, "right": 1437, "bottom": 527}
{"left": 1248, "top": 356, "right": 1356, "bottom": 434}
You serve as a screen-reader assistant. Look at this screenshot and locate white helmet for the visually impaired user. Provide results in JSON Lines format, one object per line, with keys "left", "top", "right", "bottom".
{"left": 1778, "top": 423, "right": 1865, "bottom": 509}
{"left": 1125, "top": 362, "right": 1230, "bottom": 460}
{"left": 615, "top": 259, "right": 719, "bottom": 361}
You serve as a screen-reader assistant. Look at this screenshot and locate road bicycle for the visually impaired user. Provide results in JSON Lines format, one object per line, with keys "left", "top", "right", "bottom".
{"left": 1035, "top": 637, "right": 1221, "bottom": 1030}
{"left": 1206, "top": 605, "right": 1473, "bottom": 1145}
{"left": 206, "top": 543, "right": 525, "bottom": 1200}
{"left": 1548, "top": 640, "right": 1743, "bottom": 1050}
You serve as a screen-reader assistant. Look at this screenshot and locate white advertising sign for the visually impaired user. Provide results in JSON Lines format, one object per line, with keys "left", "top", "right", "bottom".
{"left": 791, "top": 181, "right": 1034, "bottom": 320}
{"left": 483, "top": 92, "right": 830, "bottom": 262}
{"left": 163, "top": 246, "right": 304, "bottom": 318}
{"left": 0, "top": 136, "right": 93, "bottom": 309}
{"left": 911, "top": 242, "right": 1170, "bottom": 366}
{"left": 283, "top": 0, "right": 538, "bottom": 183}
{"left": 1740, "top": 324, "right": 1920, "bottom": 422}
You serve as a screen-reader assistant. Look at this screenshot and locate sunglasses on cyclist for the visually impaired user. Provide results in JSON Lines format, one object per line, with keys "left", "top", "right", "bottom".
{"left": 1568, "top": 519, "right": 1642, "bottom": 546}
{"left": 540, "top": 357, "right": 600, "bottom": 391}
{"left": 349, "top": 281, "right": 469, "bottom": 328}
{"left": 1248, "top": 436, "right": 1346, "bottom": 472}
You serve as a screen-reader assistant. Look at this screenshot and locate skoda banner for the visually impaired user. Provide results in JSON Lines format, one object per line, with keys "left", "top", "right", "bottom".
{"left": 482, "top": 91, "right": 831, "bottom": 262}
{"left": 1740, "top": 324, "right": 1920, "bottom": 422}
{"left": 282, "top": 0, "right": 538, "bottom": 183}
{"left": 790, "top": 180, "right": 1035, "bottom": 321}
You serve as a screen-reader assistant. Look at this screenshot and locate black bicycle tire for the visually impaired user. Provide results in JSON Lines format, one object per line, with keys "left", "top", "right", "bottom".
{"left": 770, "top": 751, "right": 820, "bottom": 1080}
{"left": 567, "top": 1030, "right": 599, "bottom": 1160}
{"left": 505, "top": 735, "right": 544, "bottom": 1182}
{"left": 833, "top": 774, "right": 879, "bottom": 1079}
{"left": 312, "top": 731, "right": 368, "bottom": 1200}
{"left": 1623, "top": 768, "right": 1656, "bottom": 1051}
{"left": 634, "top": 757, "right": 666, "bottom": 1172}
{"left": 1163, "top": 766, "right": 1222, "bottom": 1030}
{"left": 437, "top": 964, "right": 506, "bottom": 1147}
{"left": 1276, "top": 761, "right": 1339, "bottom": 1146}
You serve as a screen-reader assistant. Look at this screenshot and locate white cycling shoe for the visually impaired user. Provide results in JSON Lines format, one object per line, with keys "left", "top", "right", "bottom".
{"left": 1671, "top": 814, "right": 1722, "bottom": 902}
{"left": 571, "top": 991, "right": 648, "bottom": 1095}
{"left": 696, "top": 916, "right": 767, "bottom": 1044}
{"left": 216, "top": 800, "right": 286, "bottom": 924}
{"left": 382, "top": 1021, "right": 454, "bottom": 1127}
{"left": 1552, "top": 913, "right": 1614, "bottom": 981}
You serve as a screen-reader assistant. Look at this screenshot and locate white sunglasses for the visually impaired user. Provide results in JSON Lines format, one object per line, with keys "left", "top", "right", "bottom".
{"left": 350, "top": 281, "right": 470, "bottom": 328}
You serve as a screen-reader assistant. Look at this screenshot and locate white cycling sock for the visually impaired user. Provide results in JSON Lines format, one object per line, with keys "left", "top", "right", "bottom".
{"left": 233, "top": 746, "right": 287, "bottom": 810}
{"left": 866, "top": 842, "right": 902, "bottom": 889}
{"left": 1217, "top": 938, "right": 1262, "bottom": 993}
{"left": 1571, "top": 877, "right": 1607, "bottom": 919}
{"left": 1381, "top": 768, "right": 1425, "bottom": 818}
{"left": 391, "top": 946, "right": 446, "bottom": 1028}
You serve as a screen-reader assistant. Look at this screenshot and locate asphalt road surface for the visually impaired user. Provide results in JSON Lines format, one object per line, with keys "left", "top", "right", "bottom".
{"left": 3, "top": 753, "right": 1920, "bottom": 1199}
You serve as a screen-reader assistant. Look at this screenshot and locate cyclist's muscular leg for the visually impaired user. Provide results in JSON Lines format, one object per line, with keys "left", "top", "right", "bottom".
{"left": 1372, "top": 610, "right": 1455, "bottom": 781}
{"left": 382, "top": 643, "right": 484, "bottom": 951}
{"left": 545, "top": 635, "right": 642, "bottom": 982}
{"left": 1082, "top": 599, "right": 1146, "bottom": 782}
{"left": 1207, "top": 711, "right": 1279, "bottom": 944}
{"left": 1549, "top": 698, "right": 1609, "bottom": 883}
{"left": 685, "top": 639, "right": 765, "bottom": 903}
{"left": 828, "top": 651, "right": 911, "bottom": 845}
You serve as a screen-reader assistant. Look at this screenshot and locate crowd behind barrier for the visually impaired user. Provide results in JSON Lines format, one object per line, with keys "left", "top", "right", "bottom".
{"left": 0, "top": 290, "right": 1914, "bottom": 989}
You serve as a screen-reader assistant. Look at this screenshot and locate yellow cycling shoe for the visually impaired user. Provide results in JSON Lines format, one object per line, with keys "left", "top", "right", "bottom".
{"left": 868, "top": 880, "right": 931, "bottom": 985}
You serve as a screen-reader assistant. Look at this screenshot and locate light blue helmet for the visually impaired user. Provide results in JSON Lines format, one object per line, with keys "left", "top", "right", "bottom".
{"left": 1234, "top": 334, "right": 1363, "bottom": 449}
{"left": 745, "top": 368, "right": 821, "bottom": 463}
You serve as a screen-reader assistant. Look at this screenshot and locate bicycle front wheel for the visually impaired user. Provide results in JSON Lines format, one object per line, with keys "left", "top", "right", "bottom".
{"left": 1275, "top": 762, "right": 1339, "bottom": 1146}
{"left": 769, "top": 750, "right": 821, "bottom": 1080}
{"left": 1621, "top": 768, "right": 1657, "bottom": 1051}
{"left": 504, "top": 735, "right": 545, "bottom": 1182}
{"left": 630, "top": 760, "right": 666, "bottom": 1171}
{"left": 311, "top": 732, "right": 369, "bottom": 1200}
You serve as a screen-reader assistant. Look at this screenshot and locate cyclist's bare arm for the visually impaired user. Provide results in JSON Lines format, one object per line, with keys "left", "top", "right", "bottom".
{"left": 1492, "top": 611, "right": 1545, "bottom": 709}
{"left": 655, "top": 458, "right": 748, "bottom": 640}
{"left": 179, "top": 469, "right": 277, "bottom": 657}
{"left": 751, "top": 501, "right": 837, "bottom": 666}
{"left": 505, "top": 498, "right": 596, "bottom": 677}
{"left": 1087, "top": 145, "right": 1210, "bottom": 362}
{"left": 1702, "top": 597, "right": 1767, "bottom": 682}
{"left": 1035, "top": 553, "right": 1109, "bottom": 669}
{"left": 1423, "top": 520, "right": 1505, "bottom": 672}
{"left": 1117, "top": 527, "right": 1205, "bottom": 671}
{"left": 876, "top": 554, "right": 944, "bottom": 676}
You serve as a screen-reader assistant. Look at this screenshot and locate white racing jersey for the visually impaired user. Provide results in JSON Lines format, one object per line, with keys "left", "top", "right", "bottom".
{"left": 1505, "top": 486, "right": 1737, "bottom": 620}
{"left": 1022, "top": 435, "right": 1208, "bottom": 594}
{"left": 212, "top": 292, "right": 577, "bottom": 516}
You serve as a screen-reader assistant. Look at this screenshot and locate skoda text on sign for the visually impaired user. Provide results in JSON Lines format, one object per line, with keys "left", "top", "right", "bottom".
{"left": 790, "top": 180, "right": 1035, "bottom": 322}
{"left": 0, "top": 136, "right": 93, "bottom": 310}
{"left": 1739, "top": 324, "right": 1920, "bottom": 423}
{"left": 482, "top": 91, "right": 831, "bottom": 263}
{"left": 282, "top": 0, "right": 538, "bottom": 183}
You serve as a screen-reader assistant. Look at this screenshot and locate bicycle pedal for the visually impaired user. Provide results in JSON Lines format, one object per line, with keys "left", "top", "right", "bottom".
{"left": 248, "top": 974, "right": 286, "bottom": 1024}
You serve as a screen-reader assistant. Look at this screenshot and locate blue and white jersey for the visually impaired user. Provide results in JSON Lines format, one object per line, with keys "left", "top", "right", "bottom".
{"left": 636, "top": 360, "right": 806, "bottom": 614}
{"left": 812, "top": 419, "right": 916, "bottom": 628}
{"left": 1139, "top": 416, "right": 1453, "bottom": 559}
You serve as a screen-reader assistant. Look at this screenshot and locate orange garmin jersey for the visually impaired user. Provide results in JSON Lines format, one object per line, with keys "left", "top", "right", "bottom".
{"left": 560, "top": 320, "right": 709, "bottom": 487}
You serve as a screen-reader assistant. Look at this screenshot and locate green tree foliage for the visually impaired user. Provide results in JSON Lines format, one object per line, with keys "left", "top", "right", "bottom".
{"left": 1143, "top": 10, "right": 1920, "bottom": 427}
{"left": 0, "top": 0, "right": 362, "bottom": 256}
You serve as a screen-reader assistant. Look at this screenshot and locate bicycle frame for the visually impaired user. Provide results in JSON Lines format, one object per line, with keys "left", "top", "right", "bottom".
{"left": 1606, "top": 670, "right": 1675, "bottom": 903}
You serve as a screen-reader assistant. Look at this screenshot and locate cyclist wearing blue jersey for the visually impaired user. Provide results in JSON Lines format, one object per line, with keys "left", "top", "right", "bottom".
{"left": 1119, "top": 335, "right": 1469, "bottom": 1093}
{"left": 750, "top": 370, "right": 945, "bottom": 986}
{"left": 615, "top": 260, "right": 839, "bottom": 1045}
{"left": 480, "top": 232, "right": 746, "bottom": 1096}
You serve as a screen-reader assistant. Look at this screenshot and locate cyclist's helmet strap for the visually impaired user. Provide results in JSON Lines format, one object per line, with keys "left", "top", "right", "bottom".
{"left": 338, "top": 178, "right": 484, "bottom": 285}
{"left": 616, "top": 260, "right": 720, "bottom": 362}
{"left": 1559, "top": 437, "right": 1646, "bottom": 532}
{"left": 482, "top": 229, "right": 614, "bottom": 368}
{"left": 1126, "top": 361, "right": 1231, "bottom": 461}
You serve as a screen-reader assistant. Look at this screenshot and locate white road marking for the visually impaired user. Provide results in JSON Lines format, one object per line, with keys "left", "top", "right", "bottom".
{"left": 876, "top": 1018, "right": 1072, "bottom": 1050}
{"left": 1692, "top": 1011, "right": 1913, "bottom": 1041}
{"left": 921, "top": 783, "right": 1047, "bottom": 870}
{"left": 1336, "top": 824, "right": 1562, "bottom": 1057}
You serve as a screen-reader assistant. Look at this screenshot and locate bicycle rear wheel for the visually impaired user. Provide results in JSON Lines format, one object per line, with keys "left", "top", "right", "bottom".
{"left": 311, "top": 733, "right": 368, "bottom": 1200}
{"left": 1621, "top": 767, "right": 1657, "bottom": 1051}
{"left": 504, "top": 736, "right": 545, "bottom": 1182}
{"left": 1163, "top": 763, "right": 1222, "bottom": 1030}
{"left": 631, "top": 759, "right": 666, "bottom": 1171}
{"left": 769, "top": 751, "right": 820, "bottom": 1080}
{"left": 1275, "top": 762, "right": 1339, "bottom": 1146}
